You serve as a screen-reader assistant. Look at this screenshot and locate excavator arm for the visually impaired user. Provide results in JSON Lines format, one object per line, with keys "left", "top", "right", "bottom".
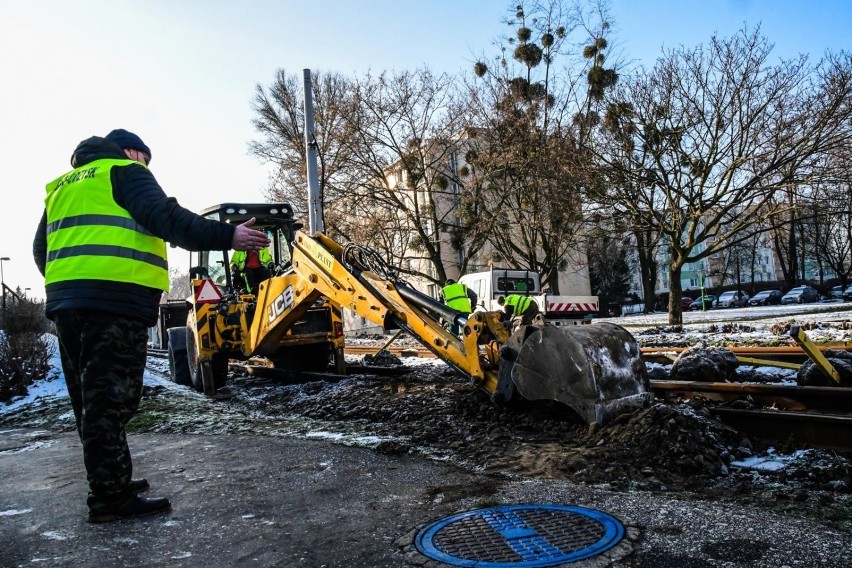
{"left": 251, "top": 231, "right": 506, "bottom": 389}
{"left": 245, "top": 230, "right": 650, "bottom": 425}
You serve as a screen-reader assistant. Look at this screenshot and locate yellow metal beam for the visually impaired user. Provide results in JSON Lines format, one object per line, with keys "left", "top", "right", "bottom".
{"left": 375, "top": 329, "right": 405, "bottom": 355}
{"left": 734, "top": 356, "right": 801, "bottom": 371}
{"left": 789, "top": 325, "right": 842, "bottom": 384}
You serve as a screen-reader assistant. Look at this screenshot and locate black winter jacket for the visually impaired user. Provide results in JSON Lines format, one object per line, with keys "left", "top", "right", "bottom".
{"left": 33, "top": 136, "right": 236, "bottom": 326}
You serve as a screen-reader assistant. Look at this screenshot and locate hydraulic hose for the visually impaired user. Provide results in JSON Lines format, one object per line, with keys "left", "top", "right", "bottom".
{"left": 395, "top": 281, "right": 469, "bottom": 327}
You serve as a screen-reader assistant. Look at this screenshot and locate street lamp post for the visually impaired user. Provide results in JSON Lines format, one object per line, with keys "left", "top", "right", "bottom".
{"left": 0, "top": 257, "right": 9, "bottom": 329}
{"left": 697, "top": 267, "right": 707, "bottom": 312}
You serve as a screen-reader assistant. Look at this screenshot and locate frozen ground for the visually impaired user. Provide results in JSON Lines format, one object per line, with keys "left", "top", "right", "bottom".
{"left": 1, "top": 303, "right": 850, "bottom": 539}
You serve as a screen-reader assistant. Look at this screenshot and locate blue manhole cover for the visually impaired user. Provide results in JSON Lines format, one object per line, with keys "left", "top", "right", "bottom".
{"left": 414, "top": 504, "right": 624, "bottom": 567}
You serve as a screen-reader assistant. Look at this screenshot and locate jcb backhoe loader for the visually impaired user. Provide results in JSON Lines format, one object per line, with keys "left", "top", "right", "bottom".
{"left": 165, "top": 202, "right": 650, "bottom": 426}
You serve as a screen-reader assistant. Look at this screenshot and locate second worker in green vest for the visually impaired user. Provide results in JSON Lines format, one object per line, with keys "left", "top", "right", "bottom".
{"left": 498, "top": 294, "right": 541, "bottom": 328}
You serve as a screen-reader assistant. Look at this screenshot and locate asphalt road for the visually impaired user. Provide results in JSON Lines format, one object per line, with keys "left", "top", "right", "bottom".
{"left": 1, "top": 428, "right": 850, "bottom": 568}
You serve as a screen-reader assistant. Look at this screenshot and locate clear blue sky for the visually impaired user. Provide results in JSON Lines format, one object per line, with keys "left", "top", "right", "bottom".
{"left": 1, "top": 0, "right": 848, "bottom": 298}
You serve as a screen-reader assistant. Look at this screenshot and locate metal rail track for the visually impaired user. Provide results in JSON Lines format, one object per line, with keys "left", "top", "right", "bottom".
{"left": 653, "top": 380, "right": 852, "bottom": 451}
{"left": 148, "top": 345, "right": 852, "bottom": 450}
{"left": 641, "top": 343, "right": 852, "bottom": 364}
{"left": 155, "top": 340, "right": 852, "bottom": 363}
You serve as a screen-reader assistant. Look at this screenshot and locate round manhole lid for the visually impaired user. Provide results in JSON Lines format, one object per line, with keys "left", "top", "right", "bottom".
{"left": 414, "top": 504, "right": 624, "bottom": 567}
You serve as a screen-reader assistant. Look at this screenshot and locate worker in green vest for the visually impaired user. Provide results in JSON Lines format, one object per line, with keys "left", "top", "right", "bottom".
{"left": 440, "top": 278, "right": 477, "bottom": 335}
{"left": 33, "top": 129, "right": 270, "bottom": 523}
{"left": 230, "top": 246, "right": 273, "bottom": 293}
{"left": 498, "top": 294, "right": 540, "bottom": 328}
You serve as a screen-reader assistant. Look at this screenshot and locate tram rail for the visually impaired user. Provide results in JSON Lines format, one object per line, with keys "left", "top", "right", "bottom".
{"left": 148, "top": 343, "right": 852, "bottom": 451}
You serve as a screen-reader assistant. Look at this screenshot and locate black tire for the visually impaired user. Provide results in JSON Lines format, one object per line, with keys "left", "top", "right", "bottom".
{"left": 187, "top": 335, "right": 229, "bottom": 395}
{"left": 166, "top": 327, "right": 192, "bottom": 386}
{"left": 270, "top": 343, "right": 332, "bottom": 373}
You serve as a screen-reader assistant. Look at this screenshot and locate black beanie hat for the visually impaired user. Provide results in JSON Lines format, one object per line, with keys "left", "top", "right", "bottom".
{"left": 105, "top": 129, "right": 151, "bottom": 159}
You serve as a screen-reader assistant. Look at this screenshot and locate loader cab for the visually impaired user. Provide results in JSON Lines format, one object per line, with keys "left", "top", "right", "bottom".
{"left": 190, "top": 203, "right": 297, "bottom": 292}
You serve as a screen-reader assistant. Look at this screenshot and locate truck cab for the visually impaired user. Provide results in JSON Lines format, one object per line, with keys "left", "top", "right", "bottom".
{"left": 459, "top": 268, "right": 598, "bottom": 324}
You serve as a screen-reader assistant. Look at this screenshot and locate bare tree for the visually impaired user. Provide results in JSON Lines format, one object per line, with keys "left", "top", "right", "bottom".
{"left": 800, "top": 150, "right": 852, "bottom": 289}
{"left": 339, "top": 69, "right": 482, "bottom": 284}
{"left": 597, "top": 28, "right": 852, "bottom": 326}
{"left": 463, "top": 0, "right": 618, "bottom": 293}
{"left": 167, "top": 267, "right": 190, "bottom": 301}
{"left": 587, "top": 225, "right": 633, "bottom": 310}
{"left": 250, "top": 69, "right": 357, "bottom": 233}
{"left": 250, "top": 68, "right": 478, "bottom": 286}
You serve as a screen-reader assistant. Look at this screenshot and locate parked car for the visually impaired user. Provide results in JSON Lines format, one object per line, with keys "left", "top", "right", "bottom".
{"left": 716, "top": 290, "right": 750, "bottom": 308}
{"left": 842, "top": 286, "right": 852, "bottom": 302}
{"left": 781, "top": 286, "right": 820, "bottom": 305}
{"left": 689, "top": 294, "right": 717, "bottom": 310}
{"left": 681, "top": 297, "right": 694, "bottom": 310}
{"left": 748, "top": 289, "right": 783, "bottom": 306}
{"left": 830, "top": 285, "right": 845, "bottom": 300}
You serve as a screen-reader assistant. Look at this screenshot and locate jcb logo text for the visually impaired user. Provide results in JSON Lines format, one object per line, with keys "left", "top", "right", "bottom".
{"left": 268, "top": 286, "right": 295, "bottom": 323}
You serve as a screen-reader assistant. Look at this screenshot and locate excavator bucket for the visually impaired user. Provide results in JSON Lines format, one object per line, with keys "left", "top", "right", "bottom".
{"left": 497, "top": 322, "right": 651, "bottom": 425}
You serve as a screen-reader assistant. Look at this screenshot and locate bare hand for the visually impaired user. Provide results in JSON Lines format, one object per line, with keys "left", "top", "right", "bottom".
{"left": 231, "top": 217, "right": 271, "bottom": 251}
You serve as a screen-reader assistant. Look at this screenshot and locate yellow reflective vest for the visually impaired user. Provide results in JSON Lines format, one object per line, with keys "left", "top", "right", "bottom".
{"left": 44, "top": 159, "right": 169, "bottom": 291}
{"left": 504, "top": 294, "right": 534, "bottom": 315}
{"left": 442, "top": 282, "right": 472, "bottom": 313}
{"left": 231, "top": 247, "right": 273, "bottom": 270}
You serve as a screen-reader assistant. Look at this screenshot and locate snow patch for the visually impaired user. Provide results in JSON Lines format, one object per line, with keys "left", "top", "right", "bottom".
{"left": 731, "top": 448, "right": 809, "bottom": 472}
{"left": 0, "top": 508, "right": 32, "bottom": 516}
{"left": 0, "top": 439, "right": 55, "bottom": 455}
{"left": 41, "top": 530, "right": 71, "bottom": 541}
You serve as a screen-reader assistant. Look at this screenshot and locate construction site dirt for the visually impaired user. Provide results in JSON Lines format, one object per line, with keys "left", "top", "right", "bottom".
{"left": 2, "top": 333, "right": 851, "bottom": 568}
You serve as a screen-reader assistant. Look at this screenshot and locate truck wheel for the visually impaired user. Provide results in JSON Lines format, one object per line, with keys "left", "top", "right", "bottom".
{"left": 166, "top": 327, "right": 192, "bottom": 387}
{"left": 188, "top": 340, "right": 229, "bottom": 395}
{"left": 270, "top": 343, "right": 332, "bottom": 373}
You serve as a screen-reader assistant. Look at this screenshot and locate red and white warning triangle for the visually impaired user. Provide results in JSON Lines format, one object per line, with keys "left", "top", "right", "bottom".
{"left": 195, "top": 279, "right": 223, "bottom": 303}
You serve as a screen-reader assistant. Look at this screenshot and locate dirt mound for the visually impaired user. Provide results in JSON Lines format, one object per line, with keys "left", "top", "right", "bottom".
{"left": 670, "top": 346, "right": 739, "bottom": 382}
{"left": 798, "top": 349, "right": 852, "bottom": 386}
{"left": 220, "top": 365, "right": 747, "bottom": 492}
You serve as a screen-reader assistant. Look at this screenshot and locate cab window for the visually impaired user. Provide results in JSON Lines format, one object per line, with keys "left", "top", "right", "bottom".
{"left": 204, "top": 250, "right": 228, "bottom": 285}
{"left": 275, "top": 229, "right": 291, "bottom": 266}
{"left": 496, "top": 277, "right": 536, "bottom": 293}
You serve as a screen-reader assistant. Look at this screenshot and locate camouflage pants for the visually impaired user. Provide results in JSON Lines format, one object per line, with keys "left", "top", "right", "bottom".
{"left": 53, "top": 310, "right": 148, "bottom": 511}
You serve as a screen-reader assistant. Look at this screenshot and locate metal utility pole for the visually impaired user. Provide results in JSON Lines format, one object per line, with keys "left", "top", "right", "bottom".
{"left": 0, "top": 257, "right": 9, "bottom": 329}
{"left": 303, "top": 69, "right": 324, "bottom": 235}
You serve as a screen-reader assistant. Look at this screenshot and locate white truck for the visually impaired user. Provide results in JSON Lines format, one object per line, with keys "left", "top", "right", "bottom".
{"left": 458, "top": 268, "right": 598, "bottom": 325}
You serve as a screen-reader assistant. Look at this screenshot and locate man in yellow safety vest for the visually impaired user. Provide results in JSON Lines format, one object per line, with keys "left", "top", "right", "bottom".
{"left": 498, "top": 294, "right": 540, "bottom": 328}
{"left": 440, "top": 278, "right": 477, "bottom": 335}
{"left": 33, "top": 129, "right": 270, "bottom": 523}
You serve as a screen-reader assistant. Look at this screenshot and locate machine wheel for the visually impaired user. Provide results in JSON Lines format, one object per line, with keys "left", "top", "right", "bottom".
{"left": 166, "top": 327, "right": 192, "bottom": 386}
{"left": 187, "top": 336, "right": 229, "bottom": 395}
{"left": 270, "top": 343, "right": 332, "bottom": 373}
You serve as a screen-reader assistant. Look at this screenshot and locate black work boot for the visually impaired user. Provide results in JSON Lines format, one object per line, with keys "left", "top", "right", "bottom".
{"left": 88, "top": 495, "right": 171, "bottom": 523}
{"left": 129, "top": 479, "right": 149, "bottom": 494}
